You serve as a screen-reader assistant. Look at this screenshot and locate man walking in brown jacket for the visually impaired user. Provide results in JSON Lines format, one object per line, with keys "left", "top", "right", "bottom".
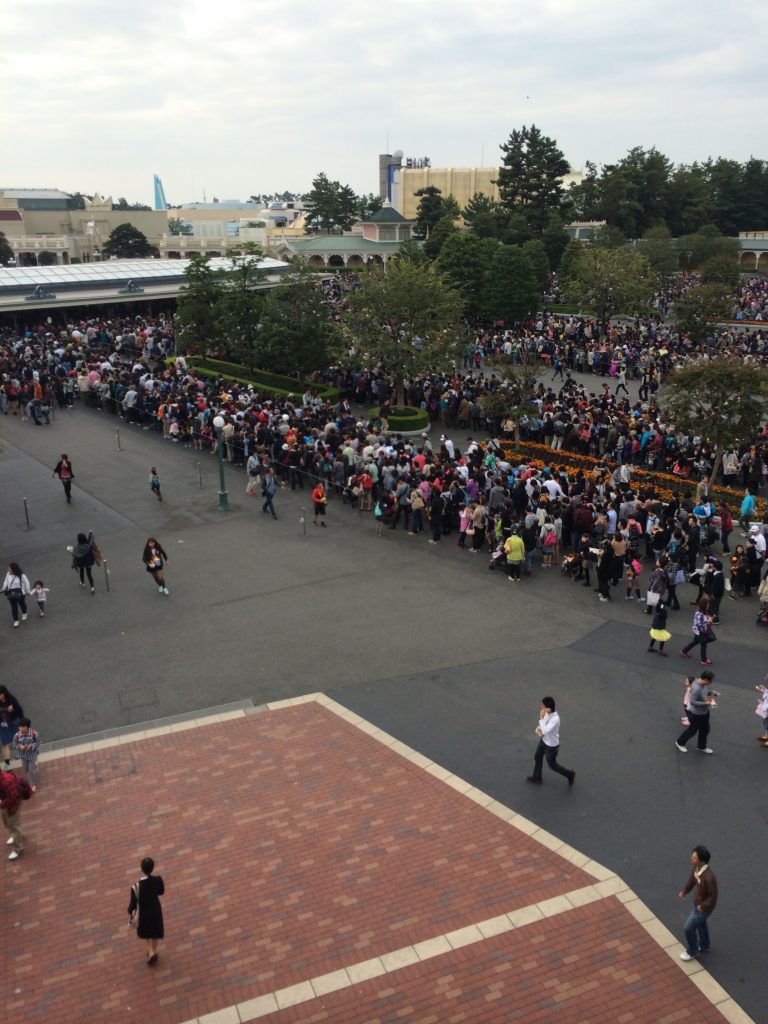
{"left": 678, "top": 845, "right": 718, "bottom": 960}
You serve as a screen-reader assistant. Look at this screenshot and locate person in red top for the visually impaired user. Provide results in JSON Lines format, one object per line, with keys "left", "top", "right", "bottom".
{"left": 0, "top": 769, "right": 26, "bottom": 860}
{"left": 311, "top": 483, "right": 328, "bottom": 527}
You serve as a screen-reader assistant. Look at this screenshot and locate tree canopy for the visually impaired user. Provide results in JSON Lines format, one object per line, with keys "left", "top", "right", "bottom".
{"left": 304, "top": 172, "right": 358, "bottom": 234}
{"left": 102, "top": 223, "right": 155, "bottom": 258}
{"left": 257, "top": 262, "right": 335, "bottom": 378}
{"left": 0, "top": 230, "right": 13, "bottom": 266}
{"left": 495, "top": 124, "right": 571, "bottom": 235}
{"left": 662, "top": 360, "right": 768, "bottom": 482}
{"left": 340, "top": 261, "right": 464, "bottom": 406}
{"left": 562, "top": 245, "right": 655, "bottom": 322}
{"left": 413, "top": 187, "right": 460, "bottom": 239}
{"left": 176, "top": 254, "right": 226, "bottom": 358}
{"left": 568, "top": 150, "right": 768, "bottom": 237}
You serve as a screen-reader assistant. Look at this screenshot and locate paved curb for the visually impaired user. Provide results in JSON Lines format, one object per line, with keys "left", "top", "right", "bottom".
{"left": 37, "top": 693, "right": 756, "bottom": 1024}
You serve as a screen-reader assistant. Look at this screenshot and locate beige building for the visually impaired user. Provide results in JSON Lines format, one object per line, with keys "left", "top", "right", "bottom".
{"left": 0, "top": 189, "right": 169, "bottom": 264}
{"left": 392, "top": 166, "right": 584, "bottom": 220}
{"left": 0, "top": 188, "right": 307, "bottom": 265}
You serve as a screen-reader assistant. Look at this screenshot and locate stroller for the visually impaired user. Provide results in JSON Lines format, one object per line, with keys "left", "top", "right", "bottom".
{"left": 488, "top": 540, "right": 506, "bottom": 571}
{"left": 561, "top": 552, "right": 582, "bottom": 580}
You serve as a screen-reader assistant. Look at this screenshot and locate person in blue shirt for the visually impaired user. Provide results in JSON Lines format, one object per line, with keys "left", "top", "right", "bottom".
{"left": 739, "top": 491, "right": 756, "bottom": 534}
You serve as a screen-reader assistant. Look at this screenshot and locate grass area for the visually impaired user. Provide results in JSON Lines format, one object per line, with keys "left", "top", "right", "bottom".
{"left": 369, "top": 405, "right": 429, "bottom": 431}
{"left": 167, "top": 356, "right": 340, "bottom": 402}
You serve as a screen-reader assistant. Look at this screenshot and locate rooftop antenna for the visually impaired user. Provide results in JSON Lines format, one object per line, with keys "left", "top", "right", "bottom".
{"left": 202, "top": 187, "right": 207, "bottom": 203}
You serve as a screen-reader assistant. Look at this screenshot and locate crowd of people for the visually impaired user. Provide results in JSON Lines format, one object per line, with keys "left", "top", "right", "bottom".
{"left": 735, "top": 277, "right": 768, "bottom": 322}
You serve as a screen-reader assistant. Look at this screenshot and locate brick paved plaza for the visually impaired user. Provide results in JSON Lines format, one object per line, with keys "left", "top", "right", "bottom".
{"left": 3, "top": 697, "right": 752, "bottom": 1024}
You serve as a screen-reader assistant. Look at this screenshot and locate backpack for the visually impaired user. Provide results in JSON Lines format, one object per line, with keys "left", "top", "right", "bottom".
{"left": 18, "top": 777, "right": 33, "bottom": 801}
{"left": 544, "top": 529, "right": 557, "bottom": 547}
{"left": 628, "top": 522, "right": 640, "bottom": 549}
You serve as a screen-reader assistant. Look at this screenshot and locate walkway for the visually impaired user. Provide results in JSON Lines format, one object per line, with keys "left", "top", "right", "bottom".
{"left": 5, "top": 696, "right": 753, "bottom": 1024}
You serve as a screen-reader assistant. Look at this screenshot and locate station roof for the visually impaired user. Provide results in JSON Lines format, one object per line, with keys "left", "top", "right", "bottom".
{"left": 0, "top": 256, "right": 289, "bottom": 314}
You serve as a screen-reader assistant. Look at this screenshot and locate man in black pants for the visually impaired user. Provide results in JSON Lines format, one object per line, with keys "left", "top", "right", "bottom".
{"left": 676, "top": 671, "right": 718, "bottom": 754}
{"left": 526, "top": 697, "right": 576, "bottom": 787}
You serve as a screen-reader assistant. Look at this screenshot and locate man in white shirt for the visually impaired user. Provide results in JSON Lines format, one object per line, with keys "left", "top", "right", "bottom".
{"left": 526, "top": 697, "right": 576, "bottom": 786}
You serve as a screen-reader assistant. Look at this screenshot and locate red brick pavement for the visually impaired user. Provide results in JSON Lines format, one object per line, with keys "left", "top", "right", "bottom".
{"left": 259, "top": 898, "right": 728, "bottom": 1024}
{"left": 1, "top": 703, "right": 594, "bottom": 1024}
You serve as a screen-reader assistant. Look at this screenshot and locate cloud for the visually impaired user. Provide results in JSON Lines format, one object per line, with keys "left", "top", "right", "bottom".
{"left": 2, "top": 0, "right": 766, "bottom": 202}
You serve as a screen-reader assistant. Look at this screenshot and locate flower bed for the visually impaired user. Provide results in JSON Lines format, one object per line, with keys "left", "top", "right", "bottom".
{"left": 502, "top": 440, "right": 765, "bottom": 518}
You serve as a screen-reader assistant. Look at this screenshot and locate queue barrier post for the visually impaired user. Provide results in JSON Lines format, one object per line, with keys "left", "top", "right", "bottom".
{"left": 23, "top": 497, "right": 31, "bottom": 530}
{"left": 198, "top": 462, "right": 203, "bottom": 488}
{"left": 115, "top": 428, "right": 122, "bottom": 452}
{"left": 301, "top": 506, "right": 307, "bottom": 536}
{"left": 103, "top": 558, "right": 110, "bottom": 592}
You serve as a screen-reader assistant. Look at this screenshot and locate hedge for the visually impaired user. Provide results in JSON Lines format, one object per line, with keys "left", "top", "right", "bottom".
{"left": 167, "top": 356, "right": 339, "bottom": 402}
{"left": 502, "top": 440, "right": 765, "bottom": 518}
{"left": 369, "top": 405, "right": 429, "bottom": 431}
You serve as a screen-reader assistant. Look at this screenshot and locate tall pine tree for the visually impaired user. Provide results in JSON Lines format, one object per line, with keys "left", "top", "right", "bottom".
{"left": 495, "top": 125, "right": 570, "bottom": 235}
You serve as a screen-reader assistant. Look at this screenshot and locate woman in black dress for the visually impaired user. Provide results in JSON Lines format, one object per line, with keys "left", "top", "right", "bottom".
{"left": 127, "top": 857, "right": 165, "bottom": 965}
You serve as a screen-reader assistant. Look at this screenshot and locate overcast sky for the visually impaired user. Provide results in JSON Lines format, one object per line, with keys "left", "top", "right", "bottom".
{"left": 3, "top": 0, "right": 765, "bottom": 205}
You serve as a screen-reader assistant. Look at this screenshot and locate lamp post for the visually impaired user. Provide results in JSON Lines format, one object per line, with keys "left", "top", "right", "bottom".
{"left": 213, "top": 415, "right": 230, "bottom": 511}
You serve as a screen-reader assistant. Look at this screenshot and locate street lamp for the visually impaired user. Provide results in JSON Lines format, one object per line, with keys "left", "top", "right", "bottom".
{"left": 213, "top": 415, "right": 230, "bottom": 511}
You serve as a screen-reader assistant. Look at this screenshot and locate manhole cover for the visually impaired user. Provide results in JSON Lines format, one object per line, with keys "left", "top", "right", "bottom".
{"left": 93, "top": 751, "right": 137, "bottom": 783}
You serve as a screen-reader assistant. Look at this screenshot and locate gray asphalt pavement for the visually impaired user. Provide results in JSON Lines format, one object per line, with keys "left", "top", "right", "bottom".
{"left": 0, "top": 404, "right": 765, "bottom": 1021}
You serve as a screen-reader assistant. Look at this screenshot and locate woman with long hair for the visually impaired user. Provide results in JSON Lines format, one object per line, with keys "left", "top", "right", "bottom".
{"left": 142, "top": 538, "right": 170, "bottom": 595}
{"left": 71, "top": 533, "right": 96, "bottom": 593}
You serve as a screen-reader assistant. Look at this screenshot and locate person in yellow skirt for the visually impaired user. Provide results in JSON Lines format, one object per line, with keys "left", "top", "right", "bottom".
{"left": 647, "top": 602, "right": 671, "bottom": 656}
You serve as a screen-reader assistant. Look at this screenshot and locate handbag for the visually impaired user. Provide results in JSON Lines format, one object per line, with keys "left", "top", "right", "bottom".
{"left": 674, "top": 569, "right": 686, "bottom": 586}
{"left": 646, "top": 591, "right": 661, "bottom": 608}
{"left": 91, "top": 543, "right": 103, "bottom": 568}
{"left": 5, "top": 577, "right": 22, "bottom": 601}
{"left": 756, "top": 700, "right": 766, "bottom": 718}
{"left": 702, "top": 630, "right": 717, "bottom": 643}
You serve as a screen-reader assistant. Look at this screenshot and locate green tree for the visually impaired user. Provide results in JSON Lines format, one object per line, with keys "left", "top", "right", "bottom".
{"left": 673, "top": 283, "right": 734, "bottom": 343}
{"left": 0, "top": 231, "right": 14, "bottom": 266}
{"left": 678, "top": 226, "right": 739, "bottom": 271}
{"left": 437, "top": 233, "right": 499, "bottom": 314}
{"left": 665, "top": 164, "right": 709, "bottom": 236}
{"left": 176, "top": 254, "right": 226, "bottom": 357}
{"left": 390, "top": 238, "right": 428, "bottom": 267}
{"left": 482, "top": 245, "right": 539, "bottom": 325}
{"left": 357, "top": 193, "right": 383, "bottom": 219}
{"left": 567, "top": 161, "right": 602, "bottom": 221}
{"left": 495, "top": 124, "right": 570, "bottom": 234}
{"left": 521, "top": 239, "right": 550, "bottom": 293}
{"left": 102, "top": 223, "right": 155, "bottom": 258}
{"left": 662, "top": 360, "right": 768, "bottom": 484}
{"left": 486, "top": 349, "right": 546, "bottom": 442}
{"left": 462, "top": 192, "right": 506, "bottom": 238}
{"left": 641, "top": 225, "right": 678, "bottom": 286}
{"left": 113, "top": 197, "right": 152, "bottom": 211}
{"left": 413, "top": 187, "right": 460, "bottom": 239}
{"left": 167, "top": 216, "right": 193, "bottom": 236}
{"left": 540, "top": 212, "right": 570, "bottom": 269}
{"left": 304, "top": 172, "right": 358, "bottom": 234}
{"left": 422, "top": 214, "right": 459, "bottom": 260}
{"left": 257, "top": 262, "right": 334, "bottom": 377}
{"left": 700, "top": 250, "right": 740, "bottom": 290}
{"left": 562, "top": 246, "right": 655, "bottom": 322}
{"left": 215, "top": 244, "right": 267, "bottom": 371}
{"left": 340, "top": 261, "right": 463, "bottom": 406}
